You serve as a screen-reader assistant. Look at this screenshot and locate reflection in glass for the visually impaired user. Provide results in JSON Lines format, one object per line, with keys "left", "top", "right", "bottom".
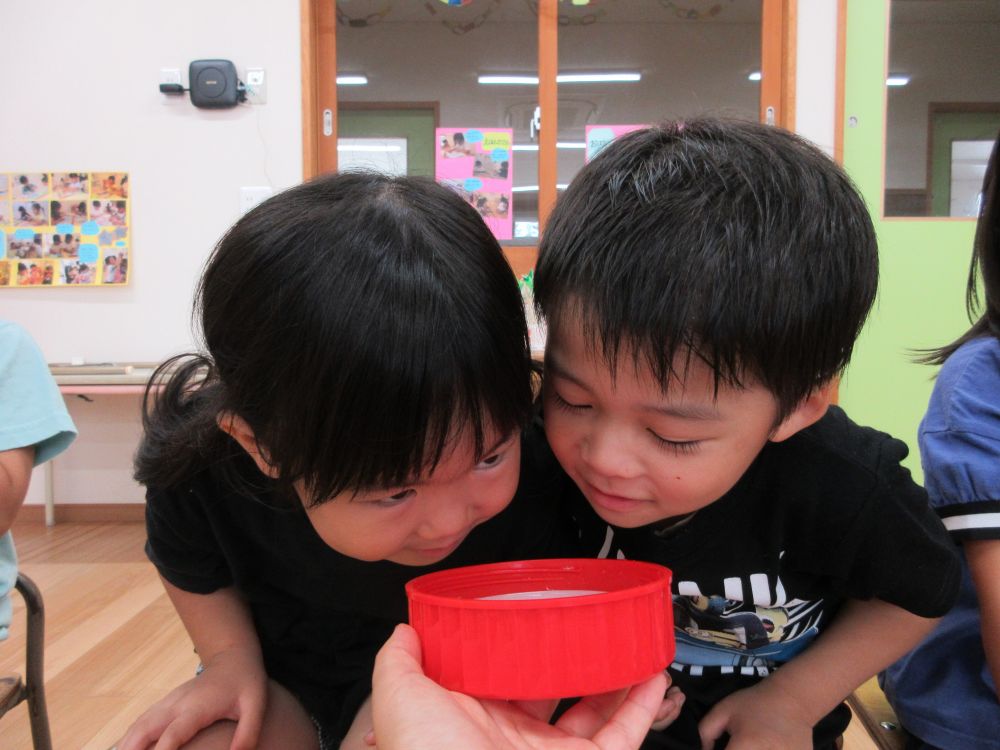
{"left": 885, "top": 0, "right": 1000, "bottom": 217}
{"left": 556, "top": 0, "right": 761, "bottom": 191}
{"left": 335, "top": 0, "right": 538, "bottom": 239}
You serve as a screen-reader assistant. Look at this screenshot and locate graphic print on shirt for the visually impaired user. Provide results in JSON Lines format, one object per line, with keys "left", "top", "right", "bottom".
{"left": 597, "top": 525, "right": 826, "bottom": 675}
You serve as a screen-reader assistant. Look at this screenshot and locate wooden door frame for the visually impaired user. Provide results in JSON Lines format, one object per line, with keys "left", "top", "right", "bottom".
{"left": 302, "top": 0, "right": 796, "bottom": 232}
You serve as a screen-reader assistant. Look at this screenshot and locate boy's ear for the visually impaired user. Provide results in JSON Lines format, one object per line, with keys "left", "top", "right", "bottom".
{"left": 768, "top": 384, "right": 833, "bottom": 443}
{"left": 216, "top": 412, "right": 280, "bottom": 478}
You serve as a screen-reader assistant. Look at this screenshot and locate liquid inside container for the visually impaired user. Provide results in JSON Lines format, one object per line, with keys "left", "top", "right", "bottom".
{"left": 407, "top": 558, "right": 674, "bottom": 700}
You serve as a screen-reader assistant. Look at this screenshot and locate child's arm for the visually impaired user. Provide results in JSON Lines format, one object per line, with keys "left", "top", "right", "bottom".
{"left": 699, "top": 598, "right": 938, "bottom": 749}
{"left": 967, "top": 539, "right": 1000, "bottom": 695}
{"left": 0, "top": 446, "right": 34, "bottom": 535}
{"left": 116, "top": 578, "right": 269, "bottom": 750}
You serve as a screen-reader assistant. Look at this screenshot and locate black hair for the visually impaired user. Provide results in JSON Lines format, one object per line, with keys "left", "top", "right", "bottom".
{"left": 136, "top": 172, "right": 533, "bottom": 505}
{"left": 534, "top": 117, "right": 879, "bottom": 419}
{"left": 917, "top": 130, "right": 1000, "bottom": 365}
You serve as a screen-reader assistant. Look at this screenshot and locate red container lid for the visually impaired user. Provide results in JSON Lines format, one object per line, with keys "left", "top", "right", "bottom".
{"left": 406, "top": 558, "right": 674, "bottom": 700}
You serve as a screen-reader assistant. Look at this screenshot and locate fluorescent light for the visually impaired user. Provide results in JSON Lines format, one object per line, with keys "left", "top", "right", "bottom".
{"left": 511, "top": 142, "right": 586, "bottom": 152}
{"left": 886, "top": 74, "right": 910, "bottom": 87}
{"left": 479, "top": 75, "right": 538, "bottom": 85}
{"left": 337, "top": 144, "right": 401, "bottom": 153}
{"left": 557, "top": 72, "right": 640, "bottom": 83}
{"left": 748, "top": 70, "right": 762, "bottom": 82}
{"left": 478, "top": 72, "right": 642, "bottom": 85}
{"left": 512, "top": 184, "right": 569, "bottom": 193}
{"left": 337, "top": 75, "right": 368, "bottom": 85}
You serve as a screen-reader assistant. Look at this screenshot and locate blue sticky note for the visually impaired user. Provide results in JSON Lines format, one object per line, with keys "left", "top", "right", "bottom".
{"left": 14, "top": 228, "right": 35, "bottom": 240}
{"left": 81, "top": 221, "right": 100, "bottom": 236}
{"left": 587, "top": 127, "right": 615, "bottom": 160}
{"left": 464, "top": 178, "right": 483, "bottom": 192}
{"left": 464, "top": 130, "right": 483, "bottom": 143}
{"left": 56, "top": 223, "right": 74, "bottom": 234}
{"left": 491, "top": 148, "right": 509, "bottom": 161}
{"left": 79, "top": 244, "right": 99, "bottom": 263}
{"left": 115, "top": 240, "right": 126, "bottom": 247}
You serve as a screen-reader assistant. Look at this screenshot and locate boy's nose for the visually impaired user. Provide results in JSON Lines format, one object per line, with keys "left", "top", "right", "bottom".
{"left": 581, "top": 426, "right": 640, "bottom": 480}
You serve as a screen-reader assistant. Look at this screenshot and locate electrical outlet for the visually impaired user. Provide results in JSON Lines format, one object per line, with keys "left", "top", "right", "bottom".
{"left": 240, "top": 186, "right": 273, "bottom": 215}
{"left": 245, "top": 67, "right": 266, "bottom": 105}
{"left": 160, "top": 68, "right": 182, "bottom": 85}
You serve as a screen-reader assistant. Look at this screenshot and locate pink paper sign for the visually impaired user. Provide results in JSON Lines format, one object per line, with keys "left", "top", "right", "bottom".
{"left": 435, "top": 127, "right": 513, "bottom": 241}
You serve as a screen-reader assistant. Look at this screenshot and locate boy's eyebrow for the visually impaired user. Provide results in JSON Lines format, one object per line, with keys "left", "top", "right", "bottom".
{"left": 547, "top": 353, "right": 721, "bottom": 421}
{"left": 641, "top": 403, "right": 722, "bottom": 421}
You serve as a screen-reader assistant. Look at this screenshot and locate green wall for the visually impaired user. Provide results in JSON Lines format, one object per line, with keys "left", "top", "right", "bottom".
{"left": 840, "top": 0, "right": 977, "bottom": 480}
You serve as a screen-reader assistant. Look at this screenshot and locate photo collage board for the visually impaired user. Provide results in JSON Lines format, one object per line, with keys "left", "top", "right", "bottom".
{"left": 435, "top": 128, "right": 513, "bottom": 241}
{"left": 0, "top": 172, "right": 130, "bottom": 288}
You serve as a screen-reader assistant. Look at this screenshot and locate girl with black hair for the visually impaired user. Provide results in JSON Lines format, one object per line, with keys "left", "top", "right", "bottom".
{"left": 114, "top": 172, "right": 579, "bottom": 750}
{"left": 882, "top": 132, "right": 1000, "bottom": 750}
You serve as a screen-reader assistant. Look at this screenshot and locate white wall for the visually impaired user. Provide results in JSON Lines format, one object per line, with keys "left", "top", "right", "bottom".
{"left": 1, "top": 0, "right": 303, "bottom": 505}
{"left": 1, "top": 0, "right": 304, "bottom": 364}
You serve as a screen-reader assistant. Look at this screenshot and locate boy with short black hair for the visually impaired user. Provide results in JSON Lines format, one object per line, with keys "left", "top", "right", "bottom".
{"left": 534, "top": 118, "right": 961, "bottom": 749}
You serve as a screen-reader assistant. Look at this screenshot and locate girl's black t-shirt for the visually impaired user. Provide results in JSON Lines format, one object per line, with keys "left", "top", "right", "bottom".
{"left": 145, "top": 420, "right": 578, "bottom": 743}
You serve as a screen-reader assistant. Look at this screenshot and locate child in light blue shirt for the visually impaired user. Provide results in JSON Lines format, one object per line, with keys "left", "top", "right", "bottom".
{"left": 0, "top": 320, "right": 77, "bottom": 639}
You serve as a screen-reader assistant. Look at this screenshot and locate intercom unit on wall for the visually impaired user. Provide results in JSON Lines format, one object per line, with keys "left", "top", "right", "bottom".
{"left": 188, "top": 59, "right": 244, "bottom": 108}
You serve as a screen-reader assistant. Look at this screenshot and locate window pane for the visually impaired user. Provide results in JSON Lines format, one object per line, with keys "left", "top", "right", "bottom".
{"left": 556, "top": 0, "right": 761, "bottom": 189}
{"left": 335, "top": 0, "right": 538, "bottom": 240}
{"left": 885, "top": 0, "right": 1000, "bottom": 218}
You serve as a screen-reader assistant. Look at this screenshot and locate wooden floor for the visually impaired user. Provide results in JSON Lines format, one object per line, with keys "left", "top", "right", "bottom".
{"left": 0, "top": 522, "right": 881, "bottom": 750}
{"left": 0, "top": 522, "right": 197, "bottom": 750}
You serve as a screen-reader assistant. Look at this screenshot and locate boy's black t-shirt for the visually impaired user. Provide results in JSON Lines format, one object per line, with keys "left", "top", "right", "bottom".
{"left": 567, "top": 406, "right": 961, "bottom": 749}
{"left": 144, "top": 421, "right": 578, "bottom": 745}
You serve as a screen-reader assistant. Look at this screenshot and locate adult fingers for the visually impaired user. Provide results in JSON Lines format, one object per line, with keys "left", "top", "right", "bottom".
{"left": 590, "top": 672, "right": 668, "bottom": 750}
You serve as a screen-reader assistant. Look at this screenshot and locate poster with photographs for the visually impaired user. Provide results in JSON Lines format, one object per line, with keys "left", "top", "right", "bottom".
{"left": 585, "top": 124, "right": 648, "bottom": 162}
{"left": 435, "top": 128, "right": 513, "bottom": 241}
{"left": 0, "top": 171, "right": 130, "bottom": 288}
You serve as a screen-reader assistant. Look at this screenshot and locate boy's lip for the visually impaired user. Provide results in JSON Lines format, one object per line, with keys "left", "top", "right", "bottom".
{"left": 584, "top": 481, "right": 645, "bottom": 515}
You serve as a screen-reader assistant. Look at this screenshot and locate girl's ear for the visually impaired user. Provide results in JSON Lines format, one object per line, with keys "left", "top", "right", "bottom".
{"left": 769, "top": 383, "right": 834, "bottom": 443}
{"left": 216, "top": 412, "right": 280, "bottom": 478}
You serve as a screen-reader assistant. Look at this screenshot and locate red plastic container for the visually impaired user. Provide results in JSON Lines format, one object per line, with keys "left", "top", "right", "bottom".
{"left": 406, "top": 558, "right": 674, "bottom": 700}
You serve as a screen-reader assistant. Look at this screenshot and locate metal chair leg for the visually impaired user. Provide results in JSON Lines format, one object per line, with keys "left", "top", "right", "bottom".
{"left": 14, "top": 574, "right": 52, "bottom": 750}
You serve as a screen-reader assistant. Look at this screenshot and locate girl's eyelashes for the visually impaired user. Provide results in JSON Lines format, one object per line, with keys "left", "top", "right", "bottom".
{"left": 647, "top": 430, "right": 701, "bottom": 455}
{"left": 475, "top": 437, "right": 516, "bottom": 469}
{"left": 360, "top": 488, "right": 416, "bottom": 508}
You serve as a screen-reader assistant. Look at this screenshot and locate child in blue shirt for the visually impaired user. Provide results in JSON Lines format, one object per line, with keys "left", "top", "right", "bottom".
{"left": 534, "top": 118, "right": 961, "bottom": 749}
{"left": 0, "top": 320, "right": 77, "bottom": 640}
{"left": 881, "top": 130, "right": 1000, "bottom": 750}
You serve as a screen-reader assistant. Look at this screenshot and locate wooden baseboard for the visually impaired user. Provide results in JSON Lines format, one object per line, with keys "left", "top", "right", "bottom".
{"left": 18, "top": 503, "right": 145, "bottom": 524}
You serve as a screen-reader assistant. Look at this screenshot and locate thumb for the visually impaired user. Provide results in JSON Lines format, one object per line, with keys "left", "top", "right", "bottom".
{"left": 374, "top": 624, "right": 425, "bottom": 686}
{"left": 229, "top": 699, "right": 265, "bottom": 750}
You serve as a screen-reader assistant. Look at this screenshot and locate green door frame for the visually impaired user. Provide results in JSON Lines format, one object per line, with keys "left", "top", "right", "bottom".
{"left": 840, "top": 0, "right": 978, "bottom": 479}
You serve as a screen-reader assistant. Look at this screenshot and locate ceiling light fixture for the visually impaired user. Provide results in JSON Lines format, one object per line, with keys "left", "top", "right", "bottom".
{"left": 337, "top": 144, "right": 401, "bottom": 152}
{"left": 478, "top": 72, "right": 642, "bottom": 85}
{"left": 747, "top": 70, "right": 762, "bottom": 82}
{"left": 337, "top": 75, "right": 369, "bottom": 85}
{"left": 511, "top": 142, "right": 586, "bottom": 151}
{"left": 886, "top": 74, "right": 910, "bottom": 87}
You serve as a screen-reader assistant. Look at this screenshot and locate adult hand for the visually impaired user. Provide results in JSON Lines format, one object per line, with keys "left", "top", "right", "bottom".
{"left": 372, "top": 623, "right": 670, "bottom": 749}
